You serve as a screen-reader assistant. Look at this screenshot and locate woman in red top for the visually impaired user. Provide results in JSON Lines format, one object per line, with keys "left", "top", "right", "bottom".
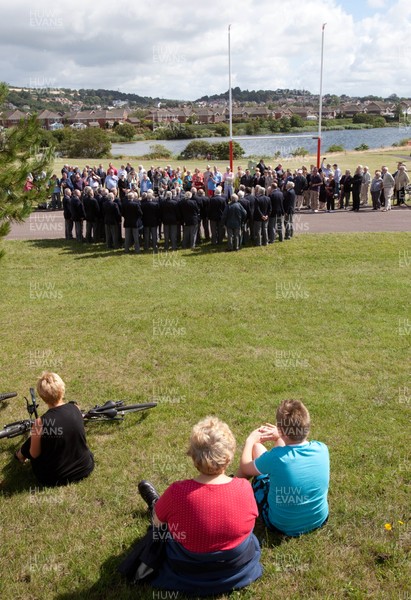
{"left": 138, "top": 416, "right": 262, "bottom": 596}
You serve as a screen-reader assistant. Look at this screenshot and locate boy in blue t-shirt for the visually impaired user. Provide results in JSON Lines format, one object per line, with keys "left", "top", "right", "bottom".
{"left": 238, "top": 399, "right": 329, "bottom": 536}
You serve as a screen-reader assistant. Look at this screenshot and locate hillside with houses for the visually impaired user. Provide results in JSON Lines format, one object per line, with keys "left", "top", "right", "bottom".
{"left": 1, "top": 86, "right": 410, "bottom": 131}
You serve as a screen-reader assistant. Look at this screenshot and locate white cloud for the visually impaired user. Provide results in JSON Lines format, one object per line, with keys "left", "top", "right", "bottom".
{"left": 0, "top": 0, "right": 410, "bottom": 100}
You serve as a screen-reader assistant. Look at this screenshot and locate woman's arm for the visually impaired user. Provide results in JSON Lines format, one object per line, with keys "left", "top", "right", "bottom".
{"left": 28, "top": 417, "right": 43, "bottom": 459}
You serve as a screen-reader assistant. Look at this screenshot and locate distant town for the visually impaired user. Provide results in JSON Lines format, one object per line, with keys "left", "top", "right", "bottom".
{"left": 1, "top": 85, "right": 411, "bottom": 132}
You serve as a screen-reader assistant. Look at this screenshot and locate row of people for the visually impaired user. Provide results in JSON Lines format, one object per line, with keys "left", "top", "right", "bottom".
{"left": 62, "top": 183, "right": 298, "bottom": 251}
{"left": 50, "top": 159, "right": 409, "bottom": 216}
{"left": 15, "top": 372, "right": 329, "bottom": 596}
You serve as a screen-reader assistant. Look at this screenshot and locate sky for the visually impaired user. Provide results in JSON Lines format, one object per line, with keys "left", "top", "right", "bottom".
{"left": 0, "top": 0, "right": 410, "bottom": 101}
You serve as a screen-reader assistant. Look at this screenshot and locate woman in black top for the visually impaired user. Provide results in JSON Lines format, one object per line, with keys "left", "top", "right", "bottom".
{"left": 15, "top": 372, "right": 94, "bottom": 487}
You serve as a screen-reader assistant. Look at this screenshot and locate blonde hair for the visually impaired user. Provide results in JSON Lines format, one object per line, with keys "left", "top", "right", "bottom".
{"left": 36, "top": 372, "right": 65, "bottom": 406}
{"left": 276, "top": 399, "right": 310, "bottom": 443}
{"left": 187, "top": 416, "right": 236, "bottom": 475}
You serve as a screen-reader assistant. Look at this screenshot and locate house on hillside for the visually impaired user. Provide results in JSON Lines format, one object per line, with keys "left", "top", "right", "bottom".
{"left": 0, "top": 109, "right": 29, "bottom": 128}
{"left": 37, "top": 109, "right": 63, "bottom": 130}
{"left": 365, "top": 101, "right": 395, "bottom": 117}
{"left": 340, "top": 103, "right": 365, "bottom": 117}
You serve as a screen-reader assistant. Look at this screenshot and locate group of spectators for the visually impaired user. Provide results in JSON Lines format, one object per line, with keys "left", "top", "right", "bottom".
{"left": 50, "top": 158, "right": 409, "bottom": 252}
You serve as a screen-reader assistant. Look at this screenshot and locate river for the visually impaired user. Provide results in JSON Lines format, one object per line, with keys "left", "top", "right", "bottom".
{"left": 111, "top": 126, "right": 410, "bottom": 158}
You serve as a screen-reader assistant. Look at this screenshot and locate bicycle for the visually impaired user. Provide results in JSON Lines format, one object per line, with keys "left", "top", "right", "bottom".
{"left": 0, "top": 392, "right": 17, "bottom": 403}
{"left": 0, "top": 389, "right": 157, "bottom": 440}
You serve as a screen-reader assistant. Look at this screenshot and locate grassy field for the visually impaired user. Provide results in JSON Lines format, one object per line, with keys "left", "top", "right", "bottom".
{"left": 0, "top": 233, "right": 410, "bottom": 600}
{"left": 51, "top": 144, "right": 411, "bottom": 180}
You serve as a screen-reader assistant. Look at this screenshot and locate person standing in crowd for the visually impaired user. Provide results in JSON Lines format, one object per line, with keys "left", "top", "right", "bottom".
{"left": 351, "top": 166, "right": 363, "bottom": 212}
{"left": 253, "top": 186, "right": 271, "bottom": 246}
{"left": 325, "top": 174, "right": 336, "bottom": 212}
{"left": 222, "top": 166, "right": 234, "bottom": 200}
{"left": 63, "top": 188, "right": 73, "bottom": 240}
{"left": 370, "top": 170, "right": 383, "bottom": 210}
{"left": 340, "top": 169, "right": 353, "bottom": 209}
{"left": 360, "top": 166, "right": 371, "bottom": 206}
{"left": 70, "top": 190, "right": 85, "bottom": 242}
{"left": 160, "top": 190, "right": 180, "bottom": 251}
{"left": 180, "top": 191, "right": 200, "bottom": 250}
{"left": 309, "top": 167, "right": 322, "bottom": 213}
{"left": 105, "top": 168, "right": 119, "bottom": 193}
{"left": 294, "top": 170, "right": 307, "bottom": 211}
{"left": 103, "top": 192, "right": 121, "bottom": 249}
{"left": 268, "top": 183, "right": 284, "bottom": 243}
{"left": 123, "top": 191, "right": 143, "bottom": 254}
{"left": 222, "top": 193, "right": 247, "bottom": 252}
{"left": 381, "top": 166, "right": 394, "bottom": 211}
{"left": 332, "top": 163, "right": 341, "bottom": 199}
{"left": 83, "top": 187, "right": 100, "bottom": 243}
{"left": 209, "top": 186, "right": 226, "bottom": 244}
{"left": 283, "top": 181, "right": 296, "bottom": 240}
{"left": 141, "top": 191, "right": 160, "bottom": 252}
{"left": 394, "top": 164, "right": 409, "bottom": 206}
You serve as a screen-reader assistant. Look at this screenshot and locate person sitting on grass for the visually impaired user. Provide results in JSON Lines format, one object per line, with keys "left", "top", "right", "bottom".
{"left": 15, "top": 372, "right": 94, "bottom": 487}
{"left": 137, "top": 416, "right": 262, "bottom": 597}
{"left": 237, "top": 399, "right": 329, "bottom": 537}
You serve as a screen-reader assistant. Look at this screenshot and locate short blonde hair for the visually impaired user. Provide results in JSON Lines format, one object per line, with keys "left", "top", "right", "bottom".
{"left": 276, "top": 400, "right": 310, "bottom": 443}
{"left": 36, "top": 372, "right": 65, "bottom": 406}
{"left": 187, "top": 416, "right": 236, "bottom": 475}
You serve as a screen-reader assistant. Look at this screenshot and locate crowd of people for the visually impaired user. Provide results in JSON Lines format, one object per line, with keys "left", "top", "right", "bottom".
{"left": 15, "top": 371, "right": 329, "bottom": 596}
{"left": 45, "top": 158, "right": 409, "bottom": 252}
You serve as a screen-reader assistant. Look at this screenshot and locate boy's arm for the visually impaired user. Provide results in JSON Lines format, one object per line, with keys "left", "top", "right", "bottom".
{"left": 238, "top": 429, "right": 263, "bottom": 477}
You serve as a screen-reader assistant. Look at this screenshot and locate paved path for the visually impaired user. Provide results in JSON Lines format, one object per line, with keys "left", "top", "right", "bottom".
{"left": 6, "top": 206, "right": 411, "bottom": 241}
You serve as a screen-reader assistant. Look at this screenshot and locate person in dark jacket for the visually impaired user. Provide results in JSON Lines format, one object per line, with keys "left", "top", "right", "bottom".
{"left": 237, "top": 189, "right": 250, "bottom": 245}
{"left": 240, "top": 169, "right": 254, "bottom": 189}
{"left": 63, "top": 188, "right": 73, "bottom": 240}
{"left": 180, "top": 191, "right": 200, "bottom": 249}
{"left": 191, "top": 187, "right": 204, "bottom": 245}
{"left": 141, "top": 191, "right": 160, "bottom": 252}
{"left": 283, "top": 182, "right": 296, "bottom": 240}
{"left": 208, "top": 186, "right": 226, "bottom": 244}
{"left": 103, "top": 192, "right": 121, "bottom": 249}
{"left": 123, "top": 192, "right": 143, "bottom": 253}
{"left": 160, "top": 191, "right": 180, "bottom": 251}
{"left": 222, "top": 194, "right": 247, "bottom": 251}
{"left": 268, "top": 183, "right": 284, "bottom": 243}
{"left": 351, "top": 166, "right": 363, "bottom": 211}
{"left": 70, "top": 190, "right": 85, "bottom": 242}
{"left": 83, "top": 187, "right": 100, "bottom": 243}
{"left": 253, "top": 187, "right": 271, "bottom": 246}
{"left": 340, "top": 170, "right": 353, "bottom": 209}
{"left": 294, "top": 170, "right": 307, "bottom": 211}
{"left": 244, "top": 187, "right": 255, "bottom": 242}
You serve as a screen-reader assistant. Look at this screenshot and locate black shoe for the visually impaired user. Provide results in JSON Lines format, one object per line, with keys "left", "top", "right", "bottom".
{"left": 138, "top": 480, "right": 160, "bottom": 512}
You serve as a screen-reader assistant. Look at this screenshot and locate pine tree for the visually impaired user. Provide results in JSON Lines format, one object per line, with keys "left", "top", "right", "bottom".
{"left": 0, "top": 82, "right": 54, "bottom": 257}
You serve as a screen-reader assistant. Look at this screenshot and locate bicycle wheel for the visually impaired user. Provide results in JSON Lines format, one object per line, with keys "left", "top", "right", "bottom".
{"left": 0, "top": 392, "right": 17, "bottom": 402}
{"left": 117, "top": 402, "right": 157, "bottom": 414}
{"left": 0, "top": 422, "right": 30, "bottom": 440}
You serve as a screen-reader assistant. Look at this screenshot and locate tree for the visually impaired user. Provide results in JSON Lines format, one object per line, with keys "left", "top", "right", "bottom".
{"left": 290, "top": 115, "right": 304, "bottom": 128}
{"left": 115, "top": 123, "right": 136, "bottom": 140}
{"left": 64, "top": 128, "right": 111, "bottom": 158}
{"left": 279, "top": 117, "right": 291, "bottom": 132}
{"left": 0, "top": 82, "right": 54, "bottom": 257}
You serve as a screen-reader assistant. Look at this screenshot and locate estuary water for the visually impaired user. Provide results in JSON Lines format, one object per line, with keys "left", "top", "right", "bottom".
{"left": 112, "top": 126, "right": 411, "bottom": 158}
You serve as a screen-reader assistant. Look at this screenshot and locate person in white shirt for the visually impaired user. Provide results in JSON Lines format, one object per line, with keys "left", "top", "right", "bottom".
{"left": 381, "top": 166, "right": 394, "bottom": 211}
{"left": 361, "top": 166, "right": 371, "bottom": 206}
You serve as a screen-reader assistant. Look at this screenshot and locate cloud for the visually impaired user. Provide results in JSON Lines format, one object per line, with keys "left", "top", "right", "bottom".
{"left": 0, "top": 0, "right": 410, "bottom": 100}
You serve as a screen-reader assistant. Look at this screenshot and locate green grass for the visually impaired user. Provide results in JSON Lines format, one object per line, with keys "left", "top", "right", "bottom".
{"left": 0, "top": 233, "right": 410, "bottom": 600}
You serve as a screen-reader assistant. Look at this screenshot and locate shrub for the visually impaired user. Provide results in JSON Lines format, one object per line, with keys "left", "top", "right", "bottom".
{"left": 63, "top": 128, "right": 111, "bottom": 158}
{"left": 354, "top": 143, "right": 369, "bottom": 151}
{"left": 178, "top": 140, "right": 214, "bottom": 160}
{"left": 290, "top": 147, "right": 309, "bottom": 157}
{"left": 115, "top": 123, "right": 136, "bottom": 140}
{"left": 326, "top": 144, "right": 345, "bottom": 152}
{"left": 142, "top": 144, "right": 173, "bottom": 160}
